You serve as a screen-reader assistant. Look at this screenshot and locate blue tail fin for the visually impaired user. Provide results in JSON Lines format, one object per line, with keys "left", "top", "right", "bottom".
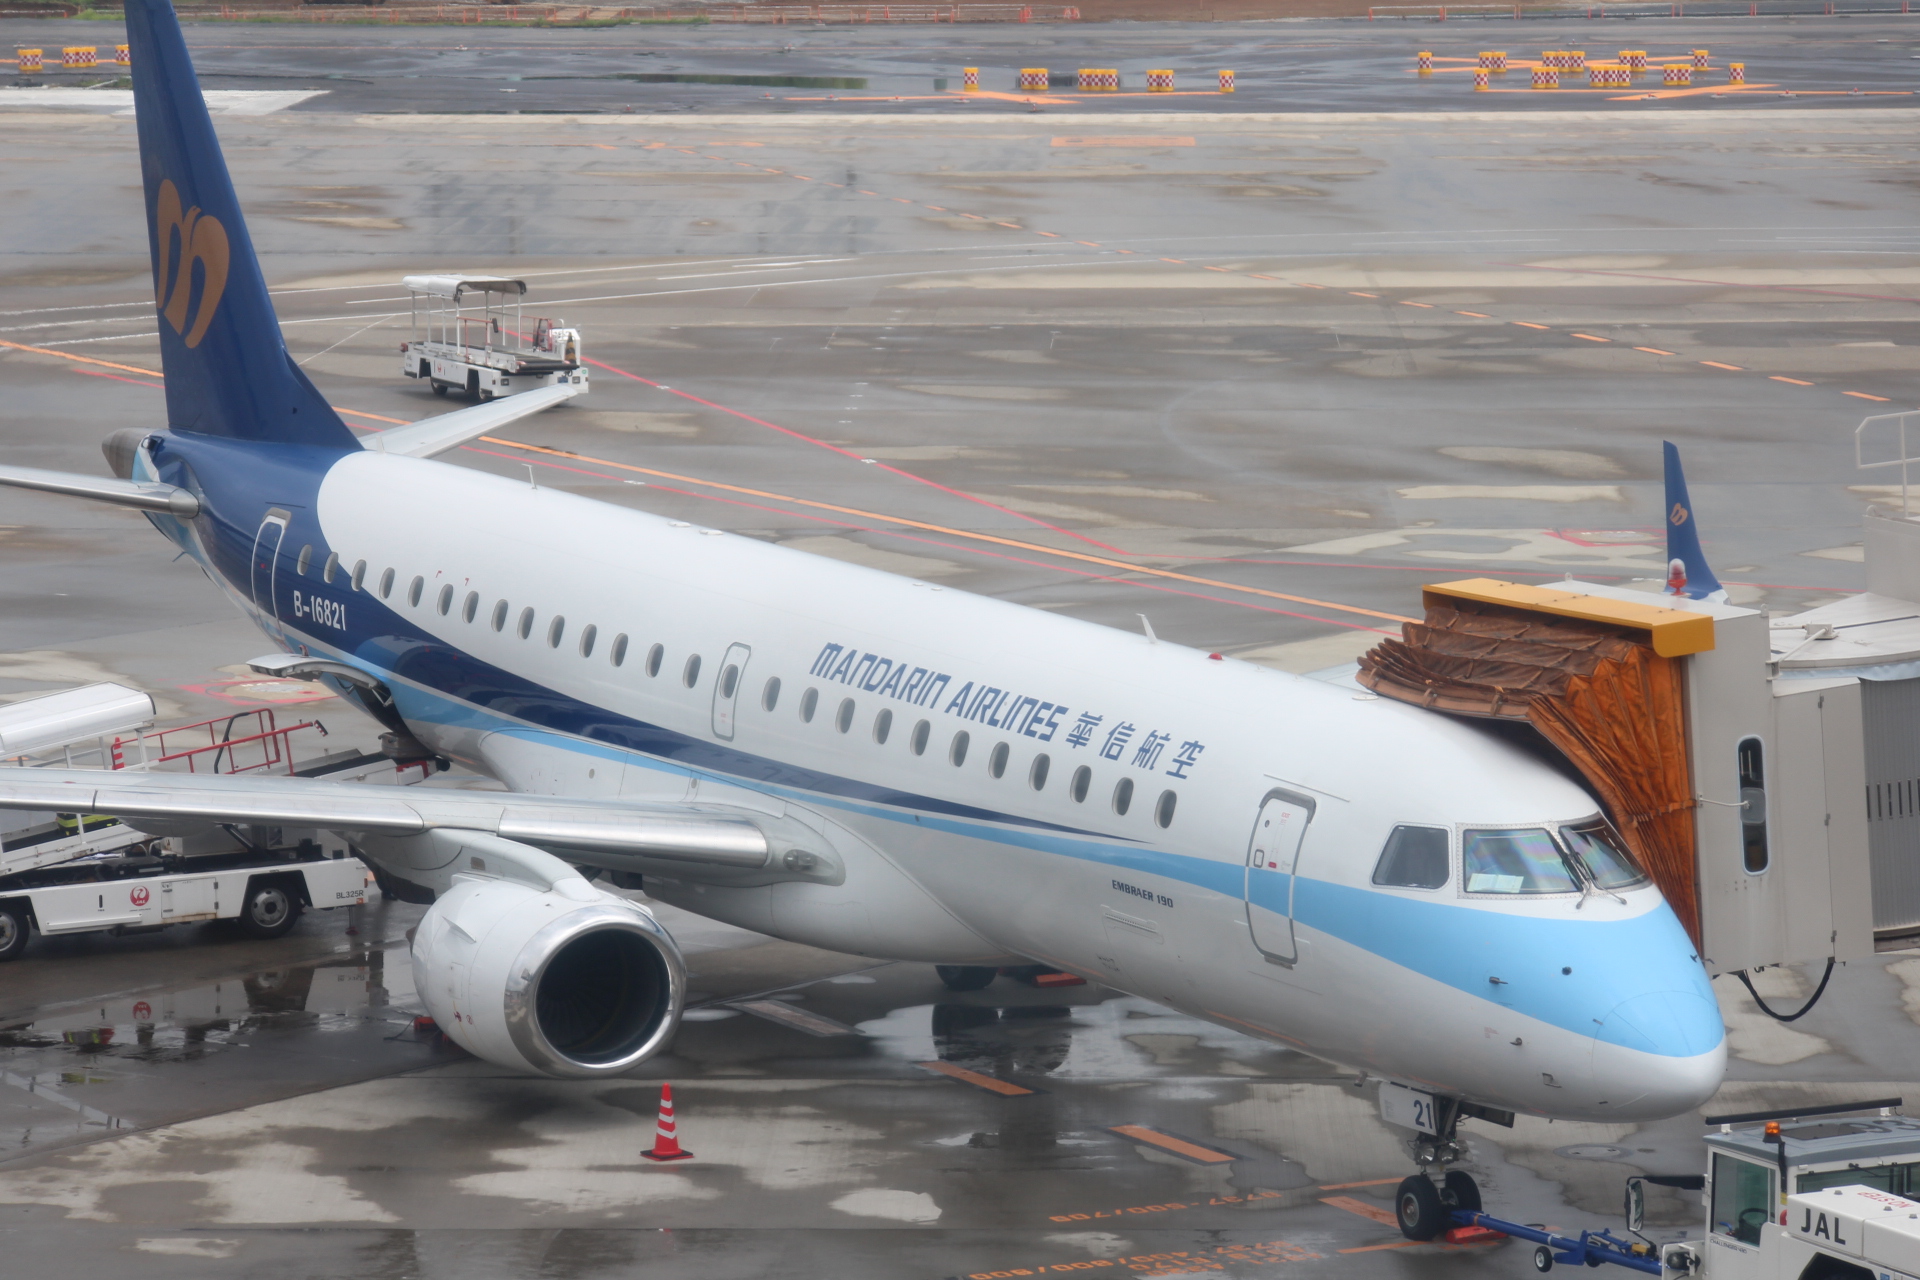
{"left": 127, "top": 0, "right": 357, "bottom": 449}
{"left": 1662, "top": 441, "right": 1726, "bottom": 603}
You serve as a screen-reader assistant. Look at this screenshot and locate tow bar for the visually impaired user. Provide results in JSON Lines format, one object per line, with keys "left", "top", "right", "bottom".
{"left": 1449, "top": 1210, "right": 1662, "bottom": 1275}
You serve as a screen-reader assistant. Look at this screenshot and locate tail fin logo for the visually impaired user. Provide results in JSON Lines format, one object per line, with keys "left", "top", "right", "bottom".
{"left": 153, "top": 179, "right": 230, "bottom": 348}
{"left": 1670, "top": 502, "right": 1690, "bottom": 527}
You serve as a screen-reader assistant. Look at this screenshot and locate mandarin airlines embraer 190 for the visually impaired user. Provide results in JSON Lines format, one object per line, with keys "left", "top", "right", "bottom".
{"left": 0, "top": 0, "right": 1725, "bottom": 1234}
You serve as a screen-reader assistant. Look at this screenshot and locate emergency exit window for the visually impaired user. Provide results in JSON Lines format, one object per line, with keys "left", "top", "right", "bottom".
{"left": 1738, "top": 737, "right": 1770, "bottom": 874}
{"left": 1712, "top": 1153, "right": 1774, "bottom": 1246}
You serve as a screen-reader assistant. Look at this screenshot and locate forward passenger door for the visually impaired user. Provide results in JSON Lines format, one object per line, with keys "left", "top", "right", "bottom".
{"left": 1244, "top": 791, "right": 1315, "bottom": 965}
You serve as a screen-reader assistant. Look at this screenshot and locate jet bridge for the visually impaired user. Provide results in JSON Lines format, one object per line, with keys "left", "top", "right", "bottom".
{"left": 1358, "top": 576, "right": 1876, "bottom": 977}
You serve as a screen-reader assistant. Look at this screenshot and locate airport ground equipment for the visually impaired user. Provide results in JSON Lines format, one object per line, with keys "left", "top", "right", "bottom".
{"left": 0, "top": 685, "right": 425, "bottom": 961}
{"left": 399, "top": 275, "right": 587, "bottom": 402}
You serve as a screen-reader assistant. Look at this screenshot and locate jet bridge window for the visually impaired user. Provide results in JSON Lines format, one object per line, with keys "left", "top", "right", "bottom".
{"left": 1372, "top": 825, "right": 1450, "bottom": 890}
{"left": 1712, "top": 1153, "right": 1774, "bottom": 1247}
{"left": 1461, "top": 828, "right": 1578, "bottom": 895}
{"left": 408, "top": 576, "right": 424, "bottom": 607}
{"left": 1738, "top": 736, "right": 1770, "bottom": 874}
{"left": 1560, "top": 821, "right": 1648, "bottom": 891}
{"left": 296, "top": 545, "right": 312, "bottom": 577}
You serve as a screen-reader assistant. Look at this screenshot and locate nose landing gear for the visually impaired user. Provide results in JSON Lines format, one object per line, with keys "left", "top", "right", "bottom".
{"left": 1393, "top": 1099, "right": 1482, "bottom": 1241}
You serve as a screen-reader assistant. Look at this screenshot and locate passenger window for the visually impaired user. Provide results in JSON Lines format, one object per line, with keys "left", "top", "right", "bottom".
{"left": 379, "top": 568, "right": 395, "bottom": 599}
{"left": 1030, "top": 753, "right": 1050, "bottom": 791}
{"left": 296, "top": 545, "right": 312, "bottom": 576}
{"left": 950, "top": 730, "right": 970, "bottom": 767}
{"left": 683, "top": 654, "right": 701, "bottom": 687}
{"left": 1462, "top": 828, "right": 1577, "bottom": 894}
{"left": 1112, "top": 777, "right": 1134, "bottom": 816}
{"left": 437, "top": 584, "right": 453, "bottom": 616}
{"left": 1155, "top": 790, "right": 1176, "bottom": 828}
{"left": 910, "top": 719, "right": 930, "bottom": 756}
{"left": 720, "top": 664, "right": 739, "bottom": 699}
{"left": 874, "top": 708, "right": 892, "bottom": 744}
{"left": 646, "top": 644, "right": 664, "bottom": 677}
{"left": 1372, "top": 826, "right": 1450, "bottom": 890}
{"left": 1712, "top": 1153, "right": 1774, "bottom": 1246}
{"left": 610, "top": 633, "right": 629, "bottom": 666}
{"left": 762, "top": 677, "right": 781, "bottom": 711}
{"left": 988, "top": 742, "right": 1010, "bottom": 779}
{"left": 835, "top": 698, "right": 854, "bottom": 733}
{"left": 1070, "top": 765, "right": 1091, "bottom": 803}
{"left": 547, "top": 616, "right": 566, "bottom": 648}
{"left": 462, "top": 591, "right": 478, "bottom": 623}
{"left": 408, "top": 576, "right": 424, "bottom": 607}
{"left": 1738, "top": 737, "right": 1770, "bottom": 873}
{"left": 579, "top": 624, "right": 597, "bottom": 657}
{"left": 517, "top": 607, "right": 534, "bottom": 639}
{"left": 491, "top": 600, "right": 509, "bottom": 632}
{"left": 322, "top": 552, "right": 339, "bottom": 584}
{"left": 351, "top": 560, "right": 366, "bottom": 591}
{"left": 800, "top": 688, "right": 819, "bottom": 722}
{"left": 1560, "top": 821, "right": 1648, "bottom": 890}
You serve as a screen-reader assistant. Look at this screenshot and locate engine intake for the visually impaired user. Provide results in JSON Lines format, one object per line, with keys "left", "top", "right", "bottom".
{"left": 412, "top": 876, "right": 684, "bottom": 1078}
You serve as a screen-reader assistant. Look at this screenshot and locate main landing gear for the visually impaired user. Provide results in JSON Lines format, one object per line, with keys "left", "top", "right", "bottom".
{"left": 1394, "top": 1098, "right": 1481, "bottom": 1241}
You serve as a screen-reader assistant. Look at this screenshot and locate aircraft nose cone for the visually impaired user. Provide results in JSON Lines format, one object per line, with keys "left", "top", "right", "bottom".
{"left": 1602, "top": 989, "right": 1724, "bottom": 1059}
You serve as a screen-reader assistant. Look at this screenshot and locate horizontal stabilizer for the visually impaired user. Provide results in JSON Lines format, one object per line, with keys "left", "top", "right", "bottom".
{"left": 367, "top": 383, "right": 579, "bottom": 459}
{"left": 0, "top": 767, "right": 770, "bottom": 866}
{"left": 0, "top": 464, "right": 200, "bottom": 517}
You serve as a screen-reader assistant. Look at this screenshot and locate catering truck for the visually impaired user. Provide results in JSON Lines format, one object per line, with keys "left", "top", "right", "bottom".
{"left": 0, "top": 683, "right": 417, "bottom": 961}
{"left": 398, "top": 274, "right": 587, "bottom": 401}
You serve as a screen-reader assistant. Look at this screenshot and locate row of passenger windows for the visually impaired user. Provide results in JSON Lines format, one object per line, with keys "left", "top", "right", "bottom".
{"left": 1370, "top": 821, "right": 1647, "bottom": 895}
{"left": 765, "top": 679, "right": 1178, "bottom": 830}
{"left": 301, "top": 548, "right": 1176, "bottom": 829}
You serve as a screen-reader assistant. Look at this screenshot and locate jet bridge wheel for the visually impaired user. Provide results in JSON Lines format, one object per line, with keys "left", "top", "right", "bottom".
{"left": 935, "top": 965, "right": 997, "bottom": 992}
{"left": 1395, "top": 1174, "right": 1446, "bottom": 1241}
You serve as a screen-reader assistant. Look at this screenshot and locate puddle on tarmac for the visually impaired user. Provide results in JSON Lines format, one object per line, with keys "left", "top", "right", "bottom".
{"left": 0, "top": 944, "right": 425, "bottom": 1158}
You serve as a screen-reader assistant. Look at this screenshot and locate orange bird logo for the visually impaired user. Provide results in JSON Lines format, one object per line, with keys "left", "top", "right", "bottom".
{"left": 153, "top": 179, "right": 229, "bottom": 348}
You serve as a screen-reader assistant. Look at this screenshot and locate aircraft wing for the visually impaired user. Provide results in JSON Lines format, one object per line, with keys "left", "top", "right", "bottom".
{"left": 367, "top": 383, "right": 579, "bottom": 459}
{"left": 0, "top": 465, "right": 200, "bottom": 517}
{"left": 0, "top": 768, "right": 770, "bottom": 868}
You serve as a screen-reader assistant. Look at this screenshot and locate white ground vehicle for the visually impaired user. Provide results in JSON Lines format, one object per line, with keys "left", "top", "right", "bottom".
{"left": 0, "top": 684, "right": 419, "bottom": 961}
{"left": 1647, "top": 1103, "right": 1920, "bottom": 1280}
{"left": 398, "top": 275, "right": 587, "bottom": 401}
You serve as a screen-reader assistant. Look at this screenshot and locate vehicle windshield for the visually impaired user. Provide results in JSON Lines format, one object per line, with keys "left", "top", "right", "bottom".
{"left": 1461, "top": 828, "right": 1579, "bottom": 894}
{"left": 1560, "top": 821, "right": 1650, "bottom": 891}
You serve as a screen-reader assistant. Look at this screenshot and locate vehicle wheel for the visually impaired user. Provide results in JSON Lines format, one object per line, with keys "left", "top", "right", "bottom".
{"left": 432, "top": 381, "right": 449, "bottom": 397}
{"left": 479, "top": 389, "right": 495, "bottom": 402}
{"left": 935, "top": 965, "right": 997, "bottom": 992}
{"left": 1396, "top": 1174, "right": 1445, "bottom": 1241}
{"left": 236, "top": 881, "right": 301, "bottom": 939}
{"left": 0, "top": 902, "right": 30, "bottom": 962}
{"left": 1534, "top": 1246, "right": 1555, "bottom": 1273}
{"left": 1442, "top": 1169, "right": 1482, "bottom": 1214}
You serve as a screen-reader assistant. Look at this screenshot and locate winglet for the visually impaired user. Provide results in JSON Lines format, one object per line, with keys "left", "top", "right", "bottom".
{"left": 1662, "top": 442, "right": 1726, "bottom": 603}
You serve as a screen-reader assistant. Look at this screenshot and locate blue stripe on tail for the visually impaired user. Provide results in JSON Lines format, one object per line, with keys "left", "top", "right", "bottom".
{"left": 127, "top": 0, "right": 358, "bottom": 450}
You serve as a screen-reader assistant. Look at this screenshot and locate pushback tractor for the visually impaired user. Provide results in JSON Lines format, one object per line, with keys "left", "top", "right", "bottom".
{"left": 399, "top": 275, "right": 587, "bottom": 402}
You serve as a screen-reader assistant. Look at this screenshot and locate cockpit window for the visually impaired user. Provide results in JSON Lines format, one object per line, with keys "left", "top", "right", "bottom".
{"left": 1462, "top": 828, "right": 1578, "bottom": 894}
{"left": 1560, "top": 821, "right": 1649, "bottom": 891}
{"left": 1372, "top": 826, "right": 1450, "bottom": 890}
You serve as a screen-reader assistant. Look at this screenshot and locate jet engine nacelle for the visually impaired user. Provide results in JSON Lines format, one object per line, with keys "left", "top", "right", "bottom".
{"left": 410, "top": 847, "right": 685, "bottom": 1078}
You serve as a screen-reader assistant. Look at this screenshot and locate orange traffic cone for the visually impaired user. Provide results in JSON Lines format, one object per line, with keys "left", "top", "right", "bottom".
{"left": 641, "top": 1082, "right": 693, "bottom": 1161}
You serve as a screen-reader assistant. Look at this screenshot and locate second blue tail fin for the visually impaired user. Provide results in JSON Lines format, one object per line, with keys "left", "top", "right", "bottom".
{"left": 1663, "top": 441, "right": 1726, "bottom": 603}
{"left": 127, "top": 0, "right": 358, "bottom": 450}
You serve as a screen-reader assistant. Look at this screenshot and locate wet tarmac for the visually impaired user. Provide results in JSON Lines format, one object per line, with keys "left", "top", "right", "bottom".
{"left": 2, "top": 22, "right": 1920, "bottom": 1279}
